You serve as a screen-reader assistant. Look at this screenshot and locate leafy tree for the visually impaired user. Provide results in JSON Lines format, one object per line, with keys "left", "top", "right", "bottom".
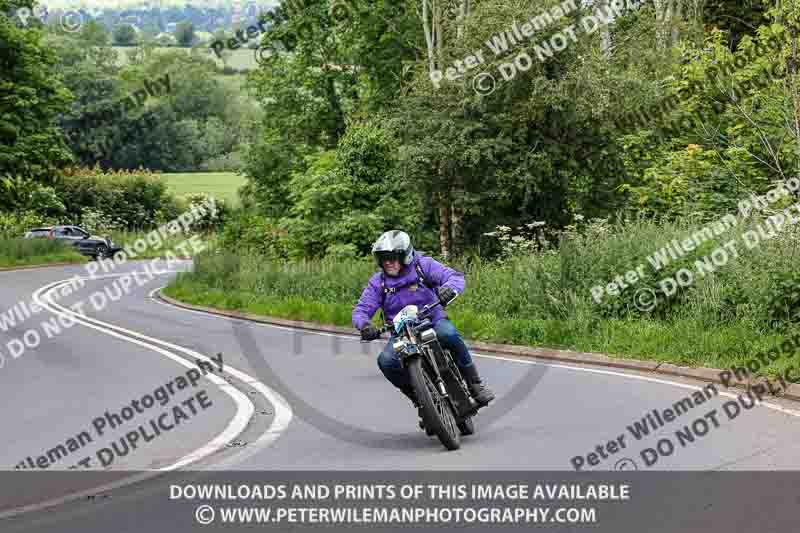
{"left": 0, "top": 0, "right": 73, "bottom": 184}
{"left": 702, "top": 0, "right": 770, "bottom": 50}
{"left": 281, "top": 123, "right": 414, "bottom": 258}
{"left": 78, "top": 19, "right": 109, "bottom": 46}
{"left": 175, "top": 21, "right": 195, "bottom": 46}
{"left": 113, "top": 23, "right": 138, "bottom": 45}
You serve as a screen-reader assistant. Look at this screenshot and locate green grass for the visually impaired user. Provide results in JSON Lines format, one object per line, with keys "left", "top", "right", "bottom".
{"left": 164, "top": 273, "right": 777, "bottom": 374}
{"left": 106, "top": 231, "right": 216, "bottom": 260}
{"left": 0, "top": 238, "right": 85, "bottom": 268}
{"left": 157, "top": 172, "right": 245, "bottom": 205}
{"left": 163, "top": 213, "right": 800, "bottom": 381}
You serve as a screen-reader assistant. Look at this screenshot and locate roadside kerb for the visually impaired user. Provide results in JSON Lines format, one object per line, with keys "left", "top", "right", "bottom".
{"left": 0, "top": 257, "right": 195, "bottom": 274}
{"left": 155, "top": 291, "right": 800, "bottom": 403}
{"left": 0, "top": 261, "right": 84, "bottom": 273}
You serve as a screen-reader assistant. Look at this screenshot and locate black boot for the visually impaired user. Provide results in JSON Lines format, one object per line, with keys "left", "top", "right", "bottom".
{"left": 399, "top": 385, "right": 427, "bottom": 431}
{"left": 460, "top": 364, "right": 495, "bottom": 407}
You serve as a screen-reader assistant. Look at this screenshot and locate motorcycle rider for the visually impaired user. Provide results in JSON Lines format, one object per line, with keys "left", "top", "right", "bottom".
{"left": 353, "top": 230, "right": 495, "bottom": 415}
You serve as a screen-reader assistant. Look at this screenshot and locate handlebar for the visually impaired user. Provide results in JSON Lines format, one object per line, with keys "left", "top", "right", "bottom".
{"left": 360, "top": 300, "right": 447, "bottom": 342}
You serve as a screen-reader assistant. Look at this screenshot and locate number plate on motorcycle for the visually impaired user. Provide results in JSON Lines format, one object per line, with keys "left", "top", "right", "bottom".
{"left": 393, "top": 305, "right": 418, "bottom": 333}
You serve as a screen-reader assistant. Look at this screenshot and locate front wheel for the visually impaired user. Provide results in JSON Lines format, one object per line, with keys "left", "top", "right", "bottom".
{"left": 408, "top": 356, "right": 460, "bottom": 450}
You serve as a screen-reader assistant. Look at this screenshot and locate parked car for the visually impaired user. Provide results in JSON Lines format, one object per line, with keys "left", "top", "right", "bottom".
{"left": 24, "top": 226, "right": 123, "bottom": 260}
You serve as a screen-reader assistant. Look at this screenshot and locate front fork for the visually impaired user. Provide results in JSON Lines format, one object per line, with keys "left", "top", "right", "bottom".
{"left": 401, "top": 341, "right": 449, "bottom": 397}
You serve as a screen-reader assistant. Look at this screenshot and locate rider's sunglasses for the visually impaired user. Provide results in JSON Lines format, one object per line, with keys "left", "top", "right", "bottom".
{"left": 379, "top": 252, "right": 403, "bottom": 264}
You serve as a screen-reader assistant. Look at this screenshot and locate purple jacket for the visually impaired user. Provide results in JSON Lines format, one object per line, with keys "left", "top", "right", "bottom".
{"left": 352, "top": 254, "right": 465, "bottom": 331}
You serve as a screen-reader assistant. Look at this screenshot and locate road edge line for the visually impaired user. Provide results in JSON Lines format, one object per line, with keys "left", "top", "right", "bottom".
{"left": 156, "top": 292, "right": 800, "bottom": 403}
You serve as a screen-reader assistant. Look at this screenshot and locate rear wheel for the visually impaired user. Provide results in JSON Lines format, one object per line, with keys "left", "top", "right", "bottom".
{"left": 408, "top": 356, "right": 460, "bottom": 450}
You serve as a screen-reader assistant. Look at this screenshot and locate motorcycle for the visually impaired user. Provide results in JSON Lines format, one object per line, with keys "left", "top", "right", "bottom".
{"left": 367, "top": 298, "right": 482, "bottom": 450}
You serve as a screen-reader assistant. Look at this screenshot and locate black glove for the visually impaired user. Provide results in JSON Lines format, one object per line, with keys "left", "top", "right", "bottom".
{"left": 437, "top": 287, "right": 458, "bottom": 306}
{"left": 360, "top": 324, "right": 380, "bottom": 341}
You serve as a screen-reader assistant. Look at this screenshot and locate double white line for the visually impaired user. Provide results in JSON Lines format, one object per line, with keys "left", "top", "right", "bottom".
{"left": 0, "top": 271, "right": 292, "bottom": 519}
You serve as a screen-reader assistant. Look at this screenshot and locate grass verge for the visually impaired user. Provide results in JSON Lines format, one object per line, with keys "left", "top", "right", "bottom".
{"left": 107, "top": 231, "right": 215, "bottom": 260}
{"left": 0, "top": 238, "right": 85, "bottom": 268}
{"left": 163, "top": 249, "right": 800, "bottom": 380}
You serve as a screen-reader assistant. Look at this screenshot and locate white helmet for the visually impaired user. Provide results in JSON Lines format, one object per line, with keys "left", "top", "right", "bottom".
{"left": 372, "top": 230, "right": 415, "bottom": 267}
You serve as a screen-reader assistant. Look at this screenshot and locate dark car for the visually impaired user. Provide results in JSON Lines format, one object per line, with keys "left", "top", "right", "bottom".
{"left": 24, "top": 225, "right": 123, "bottom": 260}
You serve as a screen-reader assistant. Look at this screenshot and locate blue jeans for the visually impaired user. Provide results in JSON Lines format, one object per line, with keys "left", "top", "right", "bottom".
{"left": 377, "top": 319, "right": 474, "bottom": 391}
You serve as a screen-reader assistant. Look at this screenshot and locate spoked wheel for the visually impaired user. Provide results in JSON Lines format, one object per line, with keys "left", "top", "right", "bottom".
{"left": 408, "top": 357, "right": 460, "bottom": 450}
{"left": 457, "top": 417, "right": 475, "bottom": 436}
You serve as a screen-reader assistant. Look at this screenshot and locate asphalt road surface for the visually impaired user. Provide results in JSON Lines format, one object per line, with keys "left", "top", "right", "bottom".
{"left": 2, "top": 261, "right": 800, "bottom": 532}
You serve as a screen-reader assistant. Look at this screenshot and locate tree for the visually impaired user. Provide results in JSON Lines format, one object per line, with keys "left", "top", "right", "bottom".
{"left": 78, "top": 19, "right": 109, "bottom": 46}
{"left": 113, "top": 24, "right": 138, "bottom": 46}
{"left": 48, "top": 29, "right": 133, "bottom": 170}
{"left": 0, "top": 0, "right": 73, "bottom": 183}
{"left": 175, "top": 21, "right": 195, "bottom": 46}
{"left": 702, "top": 0, "right": 770, "bottom": 50}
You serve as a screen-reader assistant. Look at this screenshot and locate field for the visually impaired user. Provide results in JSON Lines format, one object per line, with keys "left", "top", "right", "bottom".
{"left": 158, "top": 172, "right": 246, "bottom": 205}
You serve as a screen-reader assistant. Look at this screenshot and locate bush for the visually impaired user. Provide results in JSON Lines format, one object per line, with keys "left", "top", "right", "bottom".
{"left": 219, "top": 210, "right": 290, "bottom": 258}
{"left": 58, "top": 166, "right": 177, "bottom": 231}
{"left": 324, "top": 243, "right": 361, "bottom": 260}
{"left": 0, "top": 211, "right": 54, "bottom": 238}
{"left": 185, "top": 193, "right": 229, "bottom": 233}
{"left": 79, "top": 207, "right": 127, "bottom": 234}
{"left": 0, "top": 176, "right": 66, "bottom": 217}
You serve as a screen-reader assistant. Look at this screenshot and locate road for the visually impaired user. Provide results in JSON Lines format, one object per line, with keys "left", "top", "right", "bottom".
{"left": 1, "top": 261, "right": 800, "bottom": 532}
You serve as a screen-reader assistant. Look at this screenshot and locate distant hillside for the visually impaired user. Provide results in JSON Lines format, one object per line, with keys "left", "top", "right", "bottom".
{"left": 41, "top": 0, "right": 279, "bottom": 10}
{"left": 112, "top": 45, "right": 259, "bottom": 71}
{"left": 43, "top": 1, "right": 278, "bottom": 35}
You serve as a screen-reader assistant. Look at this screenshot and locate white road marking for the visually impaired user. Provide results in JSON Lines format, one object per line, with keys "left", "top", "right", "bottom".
{"left": 472, "top": 352, "right": 800, "bottom": 418}
{"left": 152, "top": 291, "right": 800, "bottom": 419}
{"left": 0, "top": 273, "right": 293, "bottom": 520}
{"left": 40, "top": 274, "right": 293, "bottom": 461}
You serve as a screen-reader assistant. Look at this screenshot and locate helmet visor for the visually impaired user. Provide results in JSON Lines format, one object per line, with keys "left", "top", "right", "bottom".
{"left": 376, "top": 251, "right": 403, "bottom": 264}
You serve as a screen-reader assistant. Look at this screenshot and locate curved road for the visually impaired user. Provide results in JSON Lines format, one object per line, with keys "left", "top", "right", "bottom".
{"left": 1, "top": 261, "right": 800, "bottom": 532}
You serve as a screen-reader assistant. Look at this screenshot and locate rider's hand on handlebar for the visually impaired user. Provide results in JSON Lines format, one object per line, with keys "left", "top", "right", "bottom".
{"left": 360, "top": 324, "right": 381, "bottom": 341}
{"left": 437, "top": 287, "right": 458, "bottom": 307}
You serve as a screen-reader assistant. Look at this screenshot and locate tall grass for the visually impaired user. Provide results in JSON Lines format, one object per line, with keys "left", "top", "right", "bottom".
{"left": 165, "top": 214, "right": 800, "bottom": 374}
{"left": 107, "top": 230, "right": 215, "bottom": 260}
{"left": 0, "top": 238, "right": 84, "bottom": 267}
